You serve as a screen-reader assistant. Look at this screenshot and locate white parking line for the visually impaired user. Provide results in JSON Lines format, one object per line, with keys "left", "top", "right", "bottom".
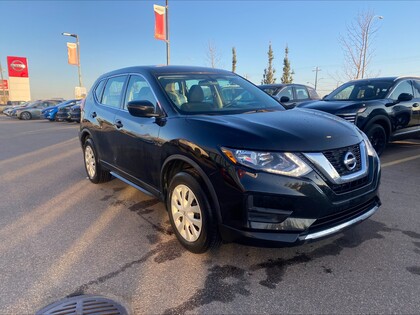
{"left": 382, "top": 154, "right": 420, "bottom": 168}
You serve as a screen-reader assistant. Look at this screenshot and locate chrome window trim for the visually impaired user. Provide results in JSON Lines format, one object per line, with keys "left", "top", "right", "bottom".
{"left": 303, "top": 141, "right": 368, "bottom": 185}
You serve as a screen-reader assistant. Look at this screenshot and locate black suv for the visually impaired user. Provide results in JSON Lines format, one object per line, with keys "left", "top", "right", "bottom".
{"left": 80, "top": 66, "right": 381, "bottom": 253}
{"left": 298, "top": 77, "right": 420, "bottom": 155}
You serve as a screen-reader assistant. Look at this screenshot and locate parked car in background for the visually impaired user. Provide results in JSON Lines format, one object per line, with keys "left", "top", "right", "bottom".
{"left": 16, "top": 99, "right": 64, "bottom": 120}
{"left": 69, "top": 101, "right": 82, "bottom": 122}
{"left": 259, "top": 83, "right": 320, "bottom": 109}
{"left": 80, "top": 65, "right": 381, "bottom": 253}
{"left": 297, "top": 76, "right": 420, "bottom": 155}
{"left": 3, "top": 101, "right": 31, "bottom": 116}
{"left": 42, "top": 99, "right": 79, "bottom": 121}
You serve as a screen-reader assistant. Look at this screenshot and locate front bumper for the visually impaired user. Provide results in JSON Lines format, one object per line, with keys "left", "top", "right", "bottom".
{"left": 214, "top": 153, "right": 381, "bottom": 246}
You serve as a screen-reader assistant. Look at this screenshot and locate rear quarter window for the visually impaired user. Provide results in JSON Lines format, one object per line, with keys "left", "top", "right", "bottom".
{"left": 101, "top": 76, "right": 127, "bottom": 108}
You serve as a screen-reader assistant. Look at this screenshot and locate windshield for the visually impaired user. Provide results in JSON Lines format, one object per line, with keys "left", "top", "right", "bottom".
{"left": 326, "top": 80, "right": 394, "bottom": 101}
{"left": 157, "top": 74, "right": 283, "bottom": 114}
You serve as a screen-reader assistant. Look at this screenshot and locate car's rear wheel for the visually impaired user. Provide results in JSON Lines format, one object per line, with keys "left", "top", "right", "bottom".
{"left": 167, "top": 171, "right": 220, "bottom": 253}
{"left": 366, "top": 124, "right": 387, "bottom": 156}
{"left": 83, "top": 138, "right": 111, "bottom": 183}
{"left": 20, "top": 111, "right": 31, "bottom": 120}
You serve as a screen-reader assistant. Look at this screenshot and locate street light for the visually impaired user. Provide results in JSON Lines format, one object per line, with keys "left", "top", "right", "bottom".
{"left": 62, "top": 32, "right": 83, "bottom": 88}
{"left": 361, "top": 15, "right": 383, "bottom": 79}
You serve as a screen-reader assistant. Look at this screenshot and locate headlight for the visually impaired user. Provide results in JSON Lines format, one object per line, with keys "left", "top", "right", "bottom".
{"left": 221, "top": 147, "right": 312, "bottom": 177}
{"left": 357, "top": 128, "right": 377, "bottom": 157}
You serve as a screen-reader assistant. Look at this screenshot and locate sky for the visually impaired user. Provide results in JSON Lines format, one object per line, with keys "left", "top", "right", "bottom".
{"left": 1, "top": 0, "right": 420, "bottom": 99}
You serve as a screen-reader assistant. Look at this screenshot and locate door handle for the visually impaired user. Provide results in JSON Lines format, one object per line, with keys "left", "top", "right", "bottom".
{"left": 413, "top": 103, "right": 419, "bottom": 107}
{"left": 114, "top": 120, "right": 123, "bottom": 129}
{"left": 91, "top": 111, "right": 97, "bottom": 118}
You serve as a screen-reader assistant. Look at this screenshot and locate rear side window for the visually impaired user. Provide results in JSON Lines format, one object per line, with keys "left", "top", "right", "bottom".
{"left": 95, "top": 80, "right": 106, "bottom": 102}
{"left": 413, "top": 80, "right": 420, "bottom": 98}
{"left": 101, "top": 76, "right": 127, "bottom": 108}
{"left": 295, "top": 87, "right": 309, "bottom": 100}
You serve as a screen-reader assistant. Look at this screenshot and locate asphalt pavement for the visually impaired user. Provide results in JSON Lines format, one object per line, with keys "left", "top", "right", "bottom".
{"left": 0, "top": 116, "right": 419, "bottom": 314}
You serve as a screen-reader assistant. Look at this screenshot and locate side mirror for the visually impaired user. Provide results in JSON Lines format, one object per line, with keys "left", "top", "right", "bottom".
{"left": 127, "top": 100, "right": 160, "bottom": 117}
{"left": 387, "top": 93, "right": 414, "bottom": 107}
{"left": 398, "top": 93, "right": 413, "bottom": 102}
{"left": 280, "top": 96, "right": 290, "bottom": 103}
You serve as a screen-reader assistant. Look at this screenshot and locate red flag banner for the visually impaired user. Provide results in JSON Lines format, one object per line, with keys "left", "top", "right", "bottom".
{"left": 67, "top": 42, "right": 78, "bottom": 65}
{"left": 154, "top": 4, "right": 166, "bottom": 41}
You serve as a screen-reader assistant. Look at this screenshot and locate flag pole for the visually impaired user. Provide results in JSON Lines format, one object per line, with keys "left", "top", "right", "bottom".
{"left": 166, "top": 0, "right": 170, "bottom": 65}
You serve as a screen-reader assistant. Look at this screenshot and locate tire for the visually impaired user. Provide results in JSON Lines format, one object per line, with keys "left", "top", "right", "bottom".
{"left": 83, "top": 138, "right": 112, "bottom": 183}
{"left": 365, "top": 124, "right": 387, "bottom": 156}
{"left": 167, "top": 171, "right": 221, "bottom": 253}
{"left": 20, "top": 111, "right": 32, "bottom": 120}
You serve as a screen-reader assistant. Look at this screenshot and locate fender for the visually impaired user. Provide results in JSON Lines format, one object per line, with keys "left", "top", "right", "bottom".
{"left": 79, "top": 128, "right": 93, "bottom": 147}
{"left": 161, "top": 154, "right": 222, "bottom": 224}
{"left": 362, "top": 114, "right": 391, "bottom": 137}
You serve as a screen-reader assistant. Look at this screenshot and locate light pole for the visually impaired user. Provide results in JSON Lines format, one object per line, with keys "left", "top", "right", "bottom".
{"left": 361, "top": 15, "right": 383, "bottom": 79}
{"left": 312, "top": 66, "right": 322, "bottom": 90}
{"left": 62, "top": 32, "right": 83, "bottom": 88}
{"left": 0, "top": 60, "right": 6, "bottom": 104}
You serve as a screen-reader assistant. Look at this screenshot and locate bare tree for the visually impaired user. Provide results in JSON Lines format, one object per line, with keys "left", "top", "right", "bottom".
{"left": 339, "top": 10, "right": 383, "bottom": 80}
{"left": 206, "top": 41, "right": 221, "bottom": 68}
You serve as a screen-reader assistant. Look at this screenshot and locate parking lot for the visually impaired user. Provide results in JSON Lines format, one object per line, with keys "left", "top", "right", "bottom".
{"left": 0, "top": 116, "right": 419, "bottom": 314}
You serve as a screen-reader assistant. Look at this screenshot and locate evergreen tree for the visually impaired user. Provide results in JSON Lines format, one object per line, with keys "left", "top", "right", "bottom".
{"left": 281, "top": 45, "right": 293, "bottom": 83}
{"left": 261, "top": 42, "right": 276, "bottom": 84}
{"left": 232, "top": 47, "right": 237, "bottom": 73}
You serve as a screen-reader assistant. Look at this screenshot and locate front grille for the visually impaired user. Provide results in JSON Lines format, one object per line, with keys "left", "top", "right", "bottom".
{"left": 323, "top": 144, "right": 362, "bottom": 176}
{"left": 307, "top": 197, "right": 379, "bottom": 233}
{"left": 329, "top": 176, "right": 369, "bottom": 194}
{"left": 337, "top": 113, "right": 356, "bottom": 124}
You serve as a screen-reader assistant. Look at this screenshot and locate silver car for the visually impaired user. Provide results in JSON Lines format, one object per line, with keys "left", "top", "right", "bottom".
{"left": 15, "top": 100, "right": 64, "bottom": 120}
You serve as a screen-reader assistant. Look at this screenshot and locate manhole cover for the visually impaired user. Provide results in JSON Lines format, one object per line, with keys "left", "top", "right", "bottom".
{"left": 36, "top": 295, "right": 128, "bottom": 315}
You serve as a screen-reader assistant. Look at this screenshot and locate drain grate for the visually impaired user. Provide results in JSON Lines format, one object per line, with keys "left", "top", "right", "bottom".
{"left": 36, "top": 295, "right": 128, "bottom": 315}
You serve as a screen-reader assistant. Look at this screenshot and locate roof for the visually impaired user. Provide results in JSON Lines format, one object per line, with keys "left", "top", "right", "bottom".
{"left": 101, "top": 65, "right": 234, "bottom": 78}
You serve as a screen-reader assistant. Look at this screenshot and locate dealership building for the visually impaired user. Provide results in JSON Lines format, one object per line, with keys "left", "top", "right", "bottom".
{"left": 0, "top": 56, "right": 31, "bottom": 104}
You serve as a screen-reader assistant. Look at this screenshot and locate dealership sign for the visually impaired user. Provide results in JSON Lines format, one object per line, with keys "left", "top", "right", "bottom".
{"left": 0, "top": 80, "right": 8, "bottom": 90}
{"left": 7, "top": 56, "right": 29, "bottom": 78}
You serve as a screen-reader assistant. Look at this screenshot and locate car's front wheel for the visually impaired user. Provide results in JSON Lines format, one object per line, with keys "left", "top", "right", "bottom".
{"left": 366, "top": 124, "right": 387, "bottom": 156}
{"left": 167, "top": 171, "right": 220, "bottom": 253}
{"left": 83, "top": 138, "right": 112, "bottom": 183}
{"left": 20, "top": 111, "right": 32, "bottom": 120}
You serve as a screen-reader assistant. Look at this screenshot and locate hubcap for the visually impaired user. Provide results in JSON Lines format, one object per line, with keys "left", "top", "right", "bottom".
{"left": 22, "top": 112, "right": 30, "bottom": 120}
{"left": 171, "top": 184, "right": 202, "bottom": 242}
{"left": 84, "top": 146, "right": 96, "bottom": 179}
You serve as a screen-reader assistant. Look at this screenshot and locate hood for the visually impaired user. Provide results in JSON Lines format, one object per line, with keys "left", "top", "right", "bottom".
{"left": 185, "top": 109, "right": 362, "bottom": 152}
{"left": 297, "top": 99, "right": 377, "bottom": 113}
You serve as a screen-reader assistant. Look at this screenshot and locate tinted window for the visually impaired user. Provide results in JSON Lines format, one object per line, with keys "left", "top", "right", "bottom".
{"left": 277, "top": 86, "right": 293, "bottom": 100}
{"left": 327, "top": 80, "right": 393, "bottom": 101}
{"left": 307, "top": 87, "right": 320, "bottom": 99}
{"left": 124, "top": 75, "right": 156, "bottom": 110}
{"left": 412, "top": 80, "right": 420, "bottom": 98}
{"left": 389, "top": 80, "right": 413, "bottom": 100}
{"left": 101, "top": 76, "right": 127, "bottom": 108}
{"left": 295, "top": 87, "right": 309, "bottom": 100}
{"left": 95, "top": 80, "right": 106, "bottom": 102}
